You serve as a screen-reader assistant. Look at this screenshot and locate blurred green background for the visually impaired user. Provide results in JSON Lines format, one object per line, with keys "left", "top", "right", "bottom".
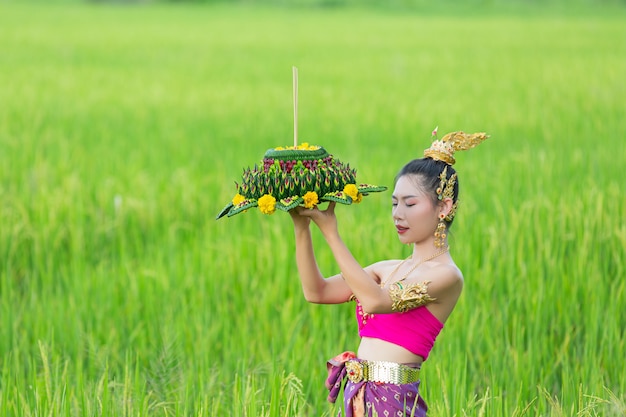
{"left": 1, "top": 0, "right": 625, "bottom": 416}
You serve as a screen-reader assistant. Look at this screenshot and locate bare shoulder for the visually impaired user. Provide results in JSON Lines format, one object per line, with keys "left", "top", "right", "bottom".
{"left": 429, "top": 262, "right": 464, "bottom": 284}
{"left": 413, "top": 262, "right": 464, "bottom": 299}
{"left": 367, "top": 259, "right": 402, "bottom": 270}
{"left": 365, "top": 259, "right": 403, "bottom": 284}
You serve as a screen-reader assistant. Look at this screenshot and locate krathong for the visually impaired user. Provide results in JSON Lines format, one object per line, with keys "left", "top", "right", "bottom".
{"left": 216, "top": 143, "right": 387, "bottom": 219}
{"left": 216, "top": 67, "right": 386, "bottom": 219}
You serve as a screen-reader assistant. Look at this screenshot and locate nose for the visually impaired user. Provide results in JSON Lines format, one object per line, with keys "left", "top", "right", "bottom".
{"left": 392, "top": 204, "right": 402, "bottom": 220}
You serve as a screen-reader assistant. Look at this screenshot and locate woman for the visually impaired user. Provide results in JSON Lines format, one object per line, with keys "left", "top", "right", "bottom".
{"left": 289, "top": 131, "right": 488, "bottom": 416}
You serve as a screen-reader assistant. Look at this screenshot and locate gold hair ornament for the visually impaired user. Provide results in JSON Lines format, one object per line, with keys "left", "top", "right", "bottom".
{"left": 424, "top": 131, "right": 489, "bottom": 166}
{"left": 436, "top": 166, "right": 458, "bottom": 222}
{"left": 427, "top": 129, "right": 489, "bottom": 241}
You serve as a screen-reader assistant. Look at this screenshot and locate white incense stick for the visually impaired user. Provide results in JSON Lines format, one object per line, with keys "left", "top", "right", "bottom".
{"left": 293, "top": 66, "right": 298, "bottom": 147}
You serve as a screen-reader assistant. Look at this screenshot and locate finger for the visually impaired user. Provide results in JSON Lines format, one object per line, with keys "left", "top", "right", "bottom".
{"left": 295, "top": 207, "right": 317, "bottom": 217}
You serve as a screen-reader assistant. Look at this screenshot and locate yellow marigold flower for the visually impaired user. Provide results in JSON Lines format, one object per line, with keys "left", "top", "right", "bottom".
{"left": 354, "top": 193, "right": 363, "bottom": 204}
{"left": 276, "top": 143, "right": 320, "bottom": 151}
{"left": 232, "top": 193, "right": 246, "bottom": 206}
{"left": 343, "top": 184, "right": 359, "bottom": 200}
{"left": 303, "top": 191, "right": 319, "bottom": 209}
{"left": 258, "top": 194, "right": 277, "bottom": 215}
{"left": 296, "top": 142, "right": 320, "bottom": 150}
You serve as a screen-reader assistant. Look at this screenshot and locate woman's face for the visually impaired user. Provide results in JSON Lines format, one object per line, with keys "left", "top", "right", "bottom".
{"left": 391, "top": 175, "right": 440, "bottom": 245}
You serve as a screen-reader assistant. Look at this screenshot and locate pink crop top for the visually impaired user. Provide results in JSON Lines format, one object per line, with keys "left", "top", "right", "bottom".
{"left": 356, "top": 302, "right": 444, "bottom": 360}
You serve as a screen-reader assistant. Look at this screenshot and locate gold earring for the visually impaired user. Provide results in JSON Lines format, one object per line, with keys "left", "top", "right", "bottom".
{"left": 434, "top": 213, "right": 447, "bottom": 248}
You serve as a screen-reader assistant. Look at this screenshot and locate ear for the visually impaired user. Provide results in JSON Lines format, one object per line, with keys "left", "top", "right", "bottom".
{"left": 438, "top": 197, "right": 454, "bottom": 218}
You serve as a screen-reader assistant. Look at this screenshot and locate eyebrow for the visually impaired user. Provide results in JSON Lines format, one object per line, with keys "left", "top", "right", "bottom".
{"left": 391, "top": 194, "right": 419, "bottom": 200}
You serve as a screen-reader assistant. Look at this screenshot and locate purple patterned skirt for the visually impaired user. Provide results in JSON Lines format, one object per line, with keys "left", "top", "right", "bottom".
{"left": 326, "top": 352, "right": 428, "bottom": 417}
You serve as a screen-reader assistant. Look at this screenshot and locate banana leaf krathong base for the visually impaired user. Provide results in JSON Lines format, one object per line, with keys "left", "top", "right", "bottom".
{"left": 216, "top": 144, "right": 387, "bottom": 219}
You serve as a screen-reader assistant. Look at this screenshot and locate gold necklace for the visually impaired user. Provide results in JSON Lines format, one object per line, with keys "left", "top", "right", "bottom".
{"left": 379, "top": 247, "right": 449, "bottom": 289}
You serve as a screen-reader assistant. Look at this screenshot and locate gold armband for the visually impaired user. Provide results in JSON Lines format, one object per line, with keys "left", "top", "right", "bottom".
{"left": 388, "top": 281, "right": 436, "bottom": 313}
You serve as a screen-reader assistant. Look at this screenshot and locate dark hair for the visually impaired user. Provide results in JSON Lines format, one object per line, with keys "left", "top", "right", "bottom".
{"left": 395, "top": 158, "right": 459, "bottom": 226}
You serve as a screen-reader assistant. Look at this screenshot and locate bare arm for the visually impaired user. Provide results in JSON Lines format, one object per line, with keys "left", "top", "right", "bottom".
{"left": 415, "top": 264, "right": 464, "bottom": 322}
{"left": 292, "top": 203, "right": 389, "bottom": 311}
{"left": 290, "top": 207, "right": 353, "bottom": 304}
{"left": 294, "top": 204, "right": 464, "bottom": 316}
{"left": 368, "top": 262, "right": 463, "bottom": 317}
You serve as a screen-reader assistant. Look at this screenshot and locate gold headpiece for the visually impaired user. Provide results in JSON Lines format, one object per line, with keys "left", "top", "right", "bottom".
{"left": 424, "top": 130, "right": 489, "bottom": 165}
{"left": 426, "top": 128, "right": 488, "bottom": 231}
{"left": 437, "top": 166, "right": 458, "bottom": 222}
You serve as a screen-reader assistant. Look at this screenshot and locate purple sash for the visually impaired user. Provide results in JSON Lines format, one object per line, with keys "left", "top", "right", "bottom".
{"left": 326, "top": 352, "right": 428, "bottom": 417}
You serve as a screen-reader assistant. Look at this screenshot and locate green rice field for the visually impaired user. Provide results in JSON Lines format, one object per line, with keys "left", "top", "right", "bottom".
{"left": 1, "top": 1, "right": 625, "bottom": 415}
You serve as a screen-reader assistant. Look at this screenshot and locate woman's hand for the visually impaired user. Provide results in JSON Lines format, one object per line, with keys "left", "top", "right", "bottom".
{"left": 289, "top": 206, "right": 311, "bottom": 230}
{"left": 292, "top": 202, "right": 338, "bottom": 237}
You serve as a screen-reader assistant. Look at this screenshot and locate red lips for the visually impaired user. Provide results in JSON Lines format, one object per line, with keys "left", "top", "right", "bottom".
{"left": 396, "top": 225, "right": 408, "bottom": 234}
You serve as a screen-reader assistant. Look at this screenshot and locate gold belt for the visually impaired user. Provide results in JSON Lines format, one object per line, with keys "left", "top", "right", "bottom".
{"left": 345, "top": 360, "right": 420, "bottom": 384}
